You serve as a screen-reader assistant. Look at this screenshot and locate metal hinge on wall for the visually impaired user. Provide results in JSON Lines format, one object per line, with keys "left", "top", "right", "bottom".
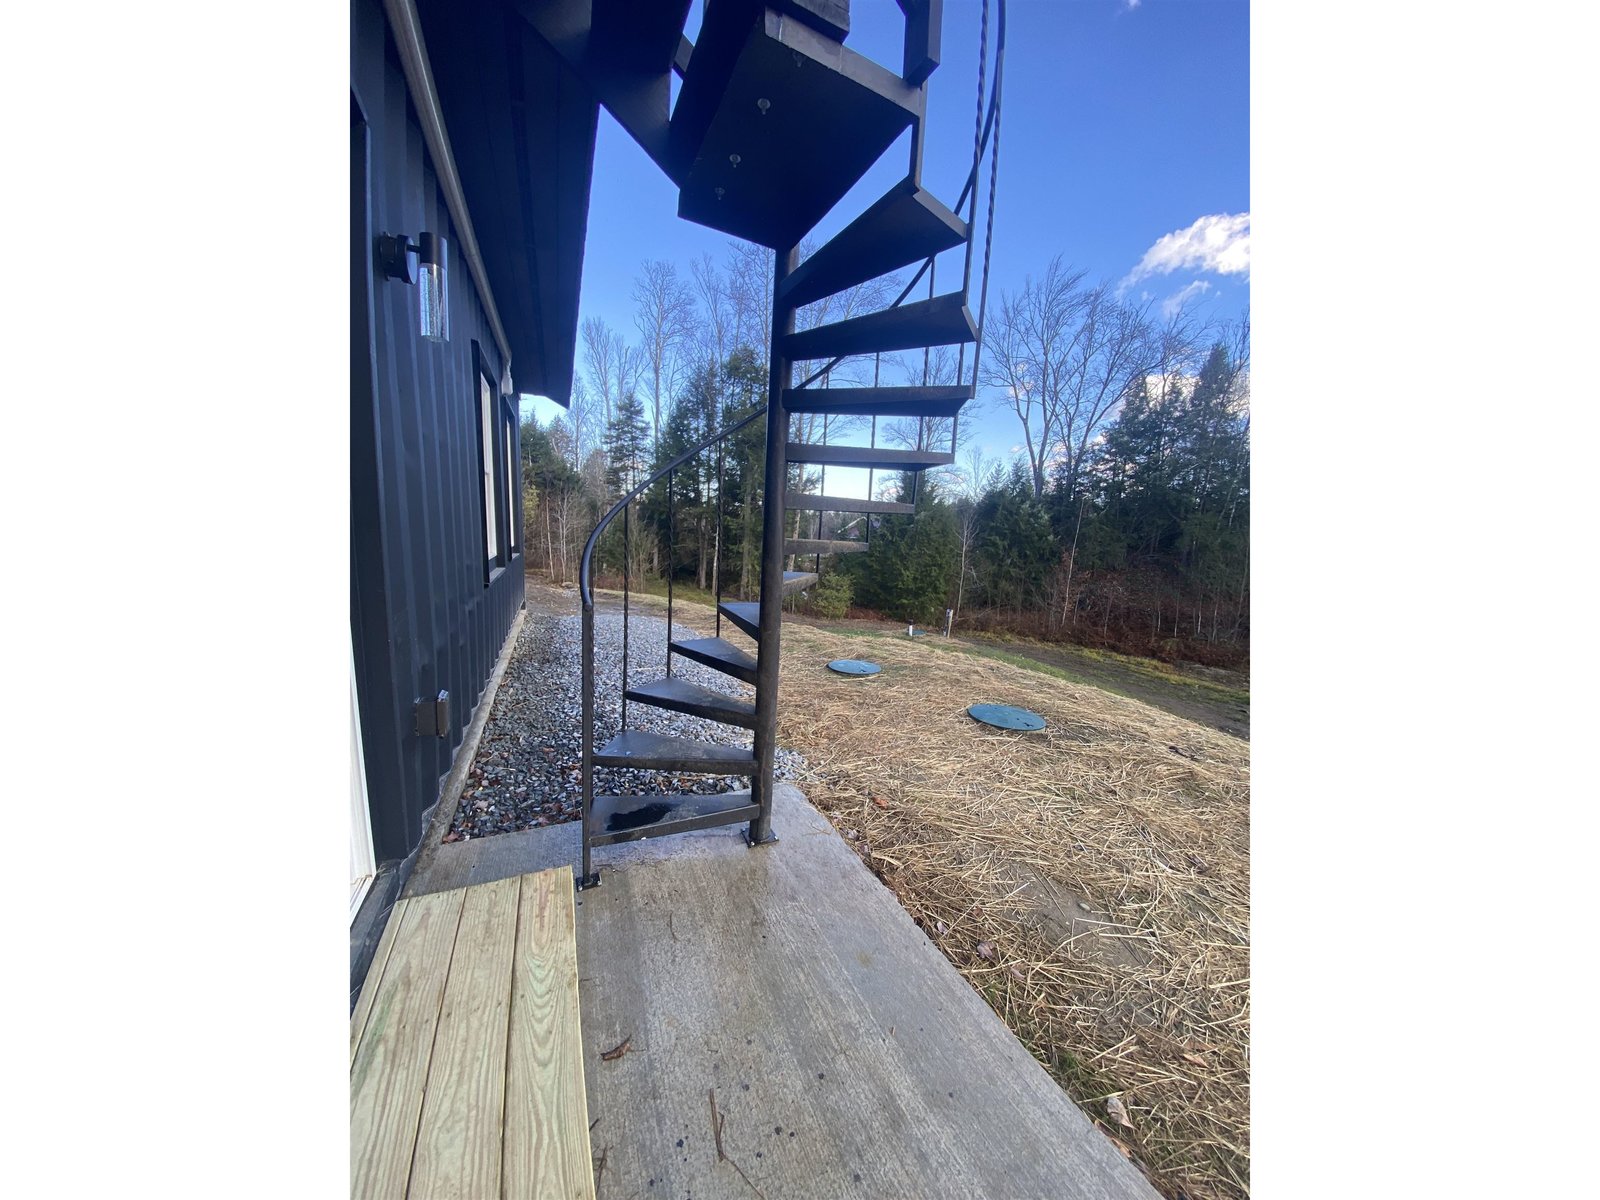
{"left": 413, "top": 690, "right": 450, "bottom": 737}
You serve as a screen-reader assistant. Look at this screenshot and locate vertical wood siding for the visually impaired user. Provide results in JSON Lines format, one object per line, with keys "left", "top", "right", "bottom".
{"left": 353, "top": 0, "right": 526, "bottom": 863}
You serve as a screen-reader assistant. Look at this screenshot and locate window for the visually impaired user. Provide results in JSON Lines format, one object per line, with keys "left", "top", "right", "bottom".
{"left": 480, "top": 371, "right": 500, "bottom": 567}
{"left": 502, "top": 404, "right": 517, "bottom": 555}
{"left": 474, "top": 343, "right": 521, "bottom": 579}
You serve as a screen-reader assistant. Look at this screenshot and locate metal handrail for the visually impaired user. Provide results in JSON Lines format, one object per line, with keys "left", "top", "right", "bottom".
{"left": 577, "top": 2, "right": 1006, "bottom": 886}
{"left": 965, "top": 0, "right": 1005, "bottom": 397}
{"left": 578, "top": 402, "right": 768, "bottom": 886}
{"left": 578, "top": 405, "right": 766, "bottom": 612}
{"left": 789, "top": 0, "right": 1006, "bottom": 398}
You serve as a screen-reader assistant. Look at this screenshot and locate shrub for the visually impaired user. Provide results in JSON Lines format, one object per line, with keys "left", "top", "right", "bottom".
{"left": 807, "top": 572, "right": 852, "bottom": 620}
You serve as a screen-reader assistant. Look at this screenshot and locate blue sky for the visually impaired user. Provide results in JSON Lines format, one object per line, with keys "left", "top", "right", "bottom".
{"left": 526, "top": 0, "right": 1249, "bottom": 472}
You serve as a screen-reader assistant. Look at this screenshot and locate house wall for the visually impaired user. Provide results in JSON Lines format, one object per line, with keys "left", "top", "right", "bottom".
{"left": 352, "top": 0, "right": 526, "bottom": 868}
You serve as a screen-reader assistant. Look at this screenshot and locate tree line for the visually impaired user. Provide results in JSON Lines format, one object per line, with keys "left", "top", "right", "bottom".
{"left": 520, "top": 244, "right": 1249, "bottom": 667}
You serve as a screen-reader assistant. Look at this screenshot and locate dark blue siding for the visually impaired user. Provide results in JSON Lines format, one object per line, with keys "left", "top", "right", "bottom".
{"left": 352, "top": 0, "right": 525, "bottom": 864}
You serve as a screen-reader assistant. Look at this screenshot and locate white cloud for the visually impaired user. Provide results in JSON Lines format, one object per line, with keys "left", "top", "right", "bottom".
{"left": 1161, "top": 279, "right": 1212, "bottom": 320}
{"left": 1124, "top": 0, "right": 1143, "bottom": 9}
{"left": 1122, "top": 212, "right": 1250, "bottom": 289}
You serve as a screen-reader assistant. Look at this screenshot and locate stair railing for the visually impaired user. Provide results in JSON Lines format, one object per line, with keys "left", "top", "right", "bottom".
{"left": 573, "top": 1, "right": 1008, "bottom": 887}
{"left": 781, "top": 0, "right": 1004, "bottom": 512}
{"left": 789, "top": 0, "right": 1006, "bottom": 438}
{"left": 578, "top": 403, "right": 768, "bottom": 886}
{"left": 956, "top": 0, "right": 1006, "bottom": 454}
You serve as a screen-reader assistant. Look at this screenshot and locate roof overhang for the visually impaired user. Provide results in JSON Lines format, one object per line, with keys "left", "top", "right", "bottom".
{"left": 414, "top": 0, "right": 599, "bottom": 405}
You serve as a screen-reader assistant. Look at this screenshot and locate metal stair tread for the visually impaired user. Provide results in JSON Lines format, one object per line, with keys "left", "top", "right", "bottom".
{"left": 785, "top": 442, "right": 956, "bottom": 470}
{"left": 625, "top": 676, "right": 756, "bottom": 729}
{"left": 782, "top": 384, "right": 974, "bottom": 419}
{"left": 782, "top": 570, "right": 820, "bottom": 594}
{"left": 671, "top": 7, "right": 918, "bottom": 249}
{"left": 779, "top": 178, "right": 968, "bottom": 309}
{"left": 587, "top": 789, "right": 760, "bottom": 846}
{"left": 786, "top": 538, "right": 869, "bottom": 555}
{"left": 718, "top": 600, "right": 762, "bottom": 640}
{"left": 784, "top": 491, "right": 916, "bottom": 514}
{"left": 592, "top": 729, "right": 757, "bottom": 773}
{"left": 670, "top": 635, "right": 759, "bottom": 684}
{"left": 782, "top": 292, "right": 977, "bottom": 361}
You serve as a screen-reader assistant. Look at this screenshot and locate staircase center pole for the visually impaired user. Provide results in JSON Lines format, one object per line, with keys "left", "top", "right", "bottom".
{"left": 750, "top": 243, "right": 798, "bottom": 847}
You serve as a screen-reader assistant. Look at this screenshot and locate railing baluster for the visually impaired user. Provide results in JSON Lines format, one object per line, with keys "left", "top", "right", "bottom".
{"left": 819, "top": 369, "right": 828, "bottom": 545}
{"left": 715, "top": 437, "right": 724, "bottom": 638}
{"left": 622, "top": 503, "right": 630, "bottom": 730}
{"left": 867, "top": 351, "right": 879, "bottom": 546}
{"left": 963, "top": 0, "right": 990, "bottom": 299}
{"left": 970, "top": 0, "right": 1006, "bottom": 397}
{"left": 581, "top": 598, "right": 593, "bottom": 885}
{"left": 576, "top": 404, "right": 769, "bottom": 888}
{"left": 667, "top": 466, "right": 674, "bottom": 677}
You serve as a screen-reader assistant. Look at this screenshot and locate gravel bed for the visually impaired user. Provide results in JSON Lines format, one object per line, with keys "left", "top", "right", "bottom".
{"left": 448, "top": 596, "right": 806, "bottom": 841}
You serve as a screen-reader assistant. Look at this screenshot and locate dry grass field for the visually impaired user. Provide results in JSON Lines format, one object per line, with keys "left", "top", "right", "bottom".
{"left": 773, "top": 621, "right": 1250, "bottom": 1200}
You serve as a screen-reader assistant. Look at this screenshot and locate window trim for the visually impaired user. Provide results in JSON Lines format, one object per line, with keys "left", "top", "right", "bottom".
{"left": 501, "top": 396, "right": 519, "bottom": 558}
{"left": 473, "top": 340, "right": 508, "bottom": 584}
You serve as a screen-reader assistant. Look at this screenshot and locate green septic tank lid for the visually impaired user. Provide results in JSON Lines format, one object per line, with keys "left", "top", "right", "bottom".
{"left": 967, "top": 703, "right": 1046, "bottom": 731}
{"left": 827, "top": 659, "right": 882, "bottom": 676}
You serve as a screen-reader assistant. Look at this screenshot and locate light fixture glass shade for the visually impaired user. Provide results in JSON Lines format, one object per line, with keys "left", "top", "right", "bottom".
{"left": 417, "top": 232, "right": 449, "bottom": 342}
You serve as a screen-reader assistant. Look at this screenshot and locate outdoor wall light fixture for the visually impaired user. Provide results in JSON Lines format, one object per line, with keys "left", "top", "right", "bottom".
{"left": 377, "top": 231, "right": 450, "bottom": 343}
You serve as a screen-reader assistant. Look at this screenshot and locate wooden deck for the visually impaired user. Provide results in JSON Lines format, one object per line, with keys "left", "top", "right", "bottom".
{"left": 350, "top": 867, "right": 593, "bottom": 1199}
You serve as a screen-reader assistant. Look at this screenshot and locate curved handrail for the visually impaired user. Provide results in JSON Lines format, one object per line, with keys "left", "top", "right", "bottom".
{"left": 965, "top": 0, "right": 1005, "bottom": 393}
{"left": 577, "top": 4, "right": 1006, "bottom": 887}
{"left": 789, "top": 0, "right": 1006, "bottom": 396}
{"left": 953, "top": 2, "right": 1004, "bottom": 214}
{"left": 578, "top": 404, "right": 767, "bottom": 611}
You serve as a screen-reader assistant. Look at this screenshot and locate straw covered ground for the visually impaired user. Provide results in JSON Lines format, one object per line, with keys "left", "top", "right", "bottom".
{"left": 772, "top": 620, "right": 1250, "bottom": 1200}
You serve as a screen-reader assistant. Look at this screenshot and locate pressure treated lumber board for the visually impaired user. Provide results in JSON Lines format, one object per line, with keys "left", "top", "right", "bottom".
{"left": 349, "top": 887, "right": 466, "bottom": 1199}
{"left": 407, "top": 875, "right": 521, "bottom": 1197}
{"left": 348, "top": 868, "right": 593, "bottom": 1200}
{"left": 503, "top": 867, "right": 594, "bottom": 1198}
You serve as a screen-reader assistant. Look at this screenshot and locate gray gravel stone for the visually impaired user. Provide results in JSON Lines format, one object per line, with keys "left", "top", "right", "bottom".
{"left": 449, "top": 596, "right": 805, "bottom": 841}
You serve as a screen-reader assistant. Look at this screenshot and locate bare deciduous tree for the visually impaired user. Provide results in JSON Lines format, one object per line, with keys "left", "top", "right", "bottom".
{"left": 690, "top": 252, "right": 733, "bottom": 374}
{"left": 565, "top": 376, "right": 599, "bottom": 470}
{"left": 725, "top": 240, "right": 773, "bottom": 362}
{"left": 980, "top": 258, "right": 1152, "bottom": 500}
{"left": 980, "top": 258, "right": 1089, "bottom": 499}
{"left": 633, "top": 259, "right": 696, "bottom": 454}
{"left": 581, "top": 315, "right": 619, "bottom": 426}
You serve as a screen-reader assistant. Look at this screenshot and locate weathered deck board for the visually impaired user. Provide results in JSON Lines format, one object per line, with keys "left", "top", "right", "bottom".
{"left": 573, "top": 784, "right": 1161, "bottom": 1199}
{"left": 349, "top": 868, "right": 592, "bottom": 1200}
{"left": 504, "top": 867, "right": 594, "bottom": 1199}
{"left": 349, "top": 887, "right": 466, "bottom": 1199}
{"left": 407, "top": 874, "right": 520, "bottom": 1198}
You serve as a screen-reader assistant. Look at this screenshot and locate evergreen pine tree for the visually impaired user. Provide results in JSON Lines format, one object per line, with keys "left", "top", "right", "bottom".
{"left": 602, "top": 389, "right": 651, "bottom": 499}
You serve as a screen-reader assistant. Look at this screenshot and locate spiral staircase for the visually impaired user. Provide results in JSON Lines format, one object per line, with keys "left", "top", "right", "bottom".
{"left": 521, "top": 0, "right": 1006, "bottom": 886}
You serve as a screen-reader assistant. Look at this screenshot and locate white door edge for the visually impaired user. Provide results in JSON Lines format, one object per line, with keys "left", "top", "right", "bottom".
{"left": 350, "top": 642, "right": 377, "bottom": 925}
